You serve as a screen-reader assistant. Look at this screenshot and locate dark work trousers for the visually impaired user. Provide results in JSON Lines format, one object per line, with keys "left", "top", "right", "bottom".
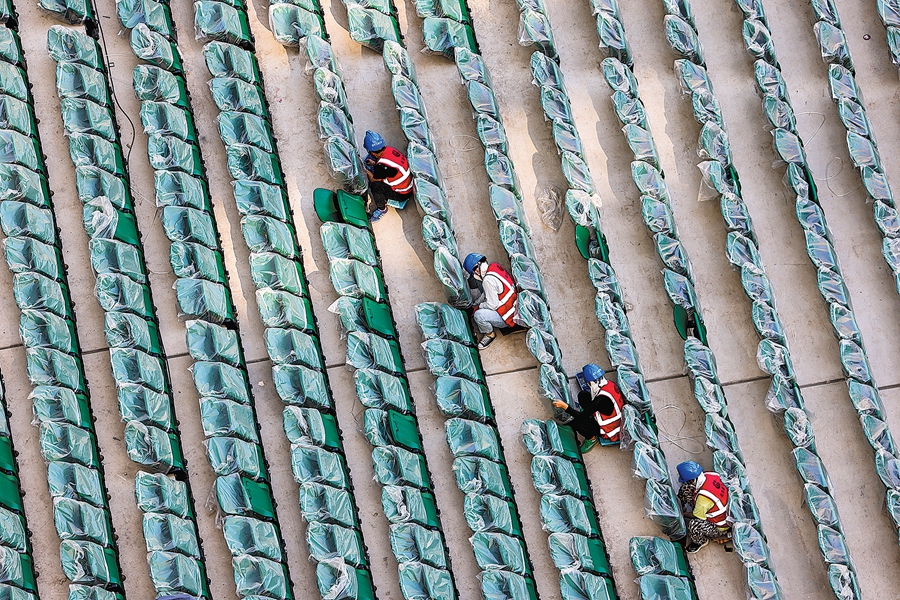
{"left": 368, "top": 181, "right": 411, "bottom": 212}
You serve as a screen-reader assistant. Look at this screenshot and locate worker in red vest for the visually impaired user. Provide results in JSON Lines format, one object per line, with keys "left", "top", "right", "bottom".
{"left": 551, "top": 364, "right": 624, "bottom": 454}
{"left": 676, "top": 461, "right": 732, "bottom": 553}
{"left": 363, "top": 131, "right": 414, "bottom": 222}
{"left": 463, "top": 253, "right": 517, "bottom": 350}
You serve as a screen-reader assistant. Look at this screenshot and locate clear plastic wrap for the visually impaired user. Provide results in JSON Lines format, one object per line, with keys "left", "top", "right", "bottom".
{"left": 345, "top": 5, "right": 401, "bottom": 53}
{"left": 422, "top": 338, "right": 482, "bottom": 382}
{"left": 423, "top": 16, "right": 476, "bottom": 58}
{"left": 588, "top": 258, "right": 624, "bottom": 302}
{"left": 511, "top": 253, "right": 547, "bottom": 297}
{"left": 323, "top": 135, "right": 367, "bottom": 193}
{"left": 434, "top": 376, "right": 491, "bottom": 421}
{"left": 400, "top": 107, "right": 433, "bottom": 151}
{"left": 601, "top": 57, "right": 638, "bottom": 97}
{"left": 390, "top": 523, "right": 447, "bottom": 569}
{"left": 664, "top": 14, "right": 704, "bottom": 64}
{"left": 490, "top": 185, "right": 528, "bottom": 231}
{"left": 270, "top": 3, "right": 325, "bottom": 46}
{"left": 195, "top": 1, "right": 254, "bottom": 47}
{"left": 130, "top": 23, "right": 181, "bottom": 72}
{"left": 815, "top": 21, "right": 852, "bottom": 69}
{"left": 518, "top": 8, "right": 556, "bottom": 60}
{"left": 742, "top": 19, "right": 776, "bottom": 65}
{"left": 421, "top": 215, "right": 458, "bottom": 257}
{"left": 455, "top": 46, "right": 490, "bottom": 85}
{"left": 705, "top": 413, "right": 741, "bottom": 457}
{"left": 471, "top": 532, "right": 529, "bottom": 575}
{"left": 526, "top": 327, "right": 562, "bottom": 367}
{"left": 629, "top": 536, "right": 684, "bottom": 576}
{"left": 397, "top": 562, "right": 455, "bottom": 600}
{"left": 434, "top": 246, "right": 472, "bottom": 308}
{"left": 446, "top": 418, "right": 501, "bottom": 461}
{"left": 597, "top": 12, "right": 632, "bottom": 66}
{"left": 644, "top": 478, "right": 687, "bottom": 539}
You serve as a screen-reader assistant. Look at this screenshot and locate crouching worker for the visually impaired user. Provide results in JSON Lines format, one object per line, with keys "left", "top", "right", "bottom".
{"left": 362, "top": 130, "right": 413, "bottom": 222}
{"left": 551, "top": 363, "right": 624, "bottom": 454}
{"left": 676, "top": 461, "right": 732, "bottom": 553}
{"left": 463, "top": 253, "right": 517, "bottom": 350}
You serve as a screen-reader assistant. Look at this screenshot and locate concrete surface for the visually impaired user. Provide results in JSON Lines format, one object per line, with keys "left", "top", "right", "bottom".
{"left": 2, "top": 0, "right": 900, "bottom": 599}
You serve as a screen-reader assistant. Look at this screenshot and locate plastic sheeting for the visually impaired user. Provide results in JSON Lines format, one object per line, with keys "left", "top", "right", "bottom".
{"left": 415, "top": 302, "right": 473, "bottom": 345}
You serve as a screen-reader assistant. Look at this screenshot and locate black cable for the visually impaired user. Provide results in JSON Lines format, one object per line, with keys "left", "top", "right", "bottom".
{"left": 92, "top": 8, "right": 136, "bottom": 169}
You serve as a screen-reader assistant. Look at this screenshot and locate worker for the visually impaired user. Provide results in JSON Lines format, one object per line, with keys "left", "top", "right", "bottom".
{"left": 551, "top": 363, "right": 624, "bottom": 453}
{"left": 362, "top": 130, "right": 413, "bottom": 222}
{"left": 676, "top": 461, "right": 732, "bottom": 553}
{"left": 463, "top": 253, "right": 518, "bottom": 350}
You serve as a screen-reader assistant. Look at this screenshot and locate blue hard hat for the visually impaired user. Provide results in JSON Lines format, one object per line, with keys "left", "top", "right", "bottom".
{"left": 582, "top": 364, "right": 605, "bottom": 382}
{"left": 463, "top": 253, "right": 485, "bottom": 275}
{"left": 364, "top": 130, "right": 385, "bottom": 152}
{"left": 677, "top": 461, "right": 703, "bottom": 483}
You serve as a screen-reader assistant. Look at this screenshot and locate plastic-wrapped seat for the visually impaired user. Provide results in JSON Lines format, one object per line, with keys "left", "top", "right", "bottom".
{"left": 390, "top": 522, "right": 447, "bottom": 568}
{"left": 125, "top": 421, "right": 183, "bottom": 472}
{"left": 549, "top": 532, "right": 610, "bottom": 576}
{"left": 216, "top": 473, "right": 276, "bottom": 520}
{"left": 218, "top": 111, "right": 274, "bottom": 152}
{"left": 540, "top": 493, "right": 599, "bottom": 537}
{"left": 559, "top": 569, "right": 615, "bottom": 600}
{"left": 307, "top": 521, "right": 366, "bottom": 567}
{"left": 148, "top": 134, "right": 203, "bottom": 177}
{"left": 299, "top": 482, "right": 358, "bottom": 529}
{"left": 415, "top": 302, "right": 473, "bottom": 345}
{"left": 32, "top": 386, "right": 91, "bottom": 429}
{"left": 26, "top": 346, "right": 85, "bottom": 392}
{"left": 531, "top": 454, "right": 590, "bottom": 498}
{"left": 316, "top": 559, "right": 376, "bottom": 600}
{"left": 354, "top": 368, "right": 412, "bottom": 413}
{"left": 57, "top": 62, "right": 110, "bottom": 110}
{"left": 223, "top": 515, "right": 283, "bottom": 560}
{"left": 204, "top": 40, "right": 261, "bottom": 84}
{"left": 140, "top": 101, "right": 194, "bottom": 142}
{"left": 0, "top": 96, "right": 36, "bottom": 138}
{"left": 48, "top": 25, "right": 102, "bottom": 69}
{"left": 423, "top": 16, "right": 476, "bottom": 57}
{"left": 39, "top": 421, "right": 96, "bottom": 467}
{"left": 453, "top": 456, "right": 513, "bottom": 500}
{"left": 20, "top": 309, "right": 77, "bottom": 354}
{"left": 629, "top": 536, "right": 690, "bottom": 577}
{"left": 284, "top": 406, "right": 341, "bottom": 451}
{"left": 381, "top": 485, "right": 440, "bottom": 528}
{"left": 235, "top": 180, "right": 288, "bottom": 220}
{"left": 186, "top": 319, "right": 241, "bottom": 366}
{"left": 176, "top": 278, "right": 233, "bottom": 323}
{"left": 133, "top": 65, "right": 188, "bottom": 109}
{"left": 60, "top": 540, "right": 121, "bottom": 588}
{"left": 321, "top": 222, "right": 377, "bottom": 265}
{"left": 373, "top": 445, "right": 429, "bottom": 489}
{"left": 210, "top": 76, "right": 267, "bottom": 118}
{"left": 226, "top": 144, "right": 284, "bottom": 186}
{"left": 445, "top": 418, "right": 501, "bottom": 460}
{"left": 638, "top": 573, "right": 694, "bottom": 600}
{"left": 256, "top": 288, "right": 314, "bottom": 331}
{"left": 471, "top": 531, "right": 530, "bottom": 576}
{"left": 269, "top": 3, "right": 326, "bottom": 45}
{"left": 116, "top": 0, "right": 175, "bottom": 35}
{"left": 0, "top": 546, "right": 35, "bottom": 592}
{"left": 12, "top": 272, "right": 70, "bottom": 319}
{"left": 290, "top": 443, "right": 350, "bottom": 489}
{"left": 363, "top": 408, "right": 421, "bottom": 452}
{"left": 397, "top": 561, "right": 456, "bottom": 600}
{"left": 67, "top": 586, "right": 123, "bottom": 600}
{"left": 264, "top": 328, "right": 323, "bottom": 369}
{"left": 233, "top": 554, "right": 291, "bottom": 599}
{"left": 521, "top": 419, "right": 581, "bottom": 461}
{"left": 422, "top": 339, "right": 483, "bottom": 382}
{"left": 330, "top": 296, "right": 396, "bottom": 338}
{"left": 205, "top": 436, "right": 265, "bottom": 480}
{"left": 130, "top": 24, "right": 181, "bottom": 72}
{"left": 53, "top": 497, "right": 112, "bottom": 544}
{"left": 328, "top": 258, "right": 385, "bottom": 301}
{"left": 273, "top": 363, "right": 330, "bottom": 408}
{"left": 195, "top": 1, "right": 253, "bottom": 47}
{"left": 200, "top": 398, "right": 258, "bottom": 442}
{"left": 60, "top": 97, "right": 115, "bottom": 141}
{"left": 242, "top": 215, "right": 298, "bottom": 259}
{"left": 347, "top": 331, "right": 404, "bottom": 376}
{"left": 134, "top": 471, "right": 193, "bottom": 518}
{"left": 190, "top": 360, "right": 249, "bottom": 404}
{"left": 147, "top": 550, "right": 205, "bottom": 597}
{"left": 433, "top": 376, "right": 492, "bottom": 421}
{"left": 0, "top": 164, "right": 51, "bottom": 208}
{"left": 464, "top": 493, "right": 522, "bottom": 537}
{"left": 345, "top": 5, "right": 401, "bottom": 52}
{"left": 142, "top": 512, "right": 200, "bottom": 557}
{"left": 170, "top": 241, "right": 226, "bottom": 283}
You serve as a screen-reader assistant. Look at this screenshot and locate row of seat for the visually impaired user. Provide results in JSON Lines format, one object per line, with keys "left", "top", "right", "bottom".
{"left": 732, "top": 0, "right": 892, "bottom": 593}
{"left": 193, "top": 20, "right": 382, "bottom": 600}
{"left": 0, "top": 23, "right": 40, "bottom": 580}
{"left": 269, "top": 4, "right": 368, "bottom": 197}
{"left": 416, "top": 302, "right": 539, "bottom": 600}
{"left": 43, "top": 15, "right": 211, "bottom": 597}
{"left": 517, "top": 2, "right": 688, "bottom": 544}
{"left": 0, "top": 7, "right": 62, "bottom": 600}
{"left": 124, "top": 1, "right": 314, "bottom": 596}
{"left": 0, "top": 16, "right": 133, "bottom": 598}
{"left": 611, "top": 3, "right": 783, "bottom": 597}
{"left": 876, "top": 1, "right": 900, "bottom": 68}
{"left": 446, "top": 41, "right": 576, "bottom": 413}
{"left": 665, "top": 0, "right": 865, "bottom": 595}
{"left": 512, "top": 0, "right": 557, "bottom": 61}
{"left": 521, "top": 420, "right": 617, "bottom": 600}
{"left": 340, "top": 0, "right": 402, "bottom": 54}
{"left": 630, "top": 536, "right": 697, "bottom": 600}
{"left": 316, "top": 191, "right": 460, "bottom": 600}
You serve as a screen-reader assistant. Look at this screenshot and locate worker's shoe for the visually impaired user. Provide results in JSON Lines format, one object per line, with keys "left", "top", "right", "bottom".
{"left": 476, "top": 332, "right": 496, "bottom": 350}
{"left": 579, "top": 437, "right": 599, "bottom": 454}
{"left": 685, "top": 540, "right": 708, "bottom": 554}
{"left": 369, "top": 208, "right": 387, "bottom": 222}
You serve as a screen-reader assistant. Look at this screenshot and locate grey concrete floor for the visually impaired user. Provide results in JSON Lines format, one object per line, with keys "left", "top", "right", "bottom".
{"left": 4, "top": 0, "right": 900, "bottom": 599}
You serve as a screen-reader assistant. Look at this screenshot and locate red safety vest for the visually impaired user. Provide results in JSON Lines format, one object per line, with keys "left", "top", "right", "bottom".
{"left": 378, "top": 147, "right": 414, "bottom": 195}
{"left": 694, "top": 472, "right": 729, "bottom": 526}
{"left": 485, "top": 263, "right": 517, "bottom": 327}
{"left": 593, "top": 380, "right": 625, "bottom": 441}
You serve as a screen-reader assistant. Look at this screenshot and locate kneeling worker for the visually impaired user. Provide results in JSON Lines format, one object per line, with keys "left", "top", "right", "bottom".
{"left": 463, "top": 253, "right": 517, "bottom": 350}
{"left": 676, "top": 461, "right": 731, "bottom": 553}
{"left": 362, "top": 130, "right": 413, "bottom": 221}
{"left": 551, "top": 363, "right": 624, "bottom": 454}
